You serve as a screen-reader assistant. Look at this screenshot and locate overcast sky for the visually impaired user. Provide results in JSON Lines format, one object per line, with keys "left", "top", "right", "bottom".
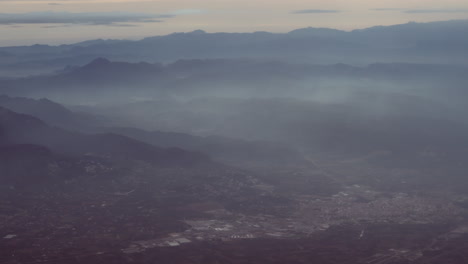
{"left": 1, "top": 0, "right": 467, "bottom": 46}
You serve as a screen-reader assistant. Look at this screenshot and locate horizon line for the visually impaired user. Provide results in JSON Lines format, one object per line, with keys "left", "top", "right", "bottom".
{"left": 1, "top": 18, "right": 466, "bottom": 48}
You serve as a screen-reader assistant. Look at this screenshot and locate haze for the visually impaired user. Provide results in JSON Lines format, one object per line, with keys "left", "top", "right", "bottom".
{"left": 1, "top": 1, "right": 468, "bottom": 264}
{"left": 1, "top": 0, "right": 468, "bottom": 46}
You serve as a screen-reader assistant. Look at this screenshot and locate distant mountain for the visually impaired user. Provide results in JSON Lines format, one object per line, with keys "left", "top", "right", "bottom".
{"left": 0, "top": 94, "right": 101, "bottom": 130}
{"left": 0, "top": 20, "right": 467, "bottom": 77}
{"left": 71, "top": 38, "right": 132, "bottom": 47}
{"left": 99, "top": 126, "right": 305, "bottom": 168}
{"left": 0, "top": 107, "right": 211, "bottom": 168}
{"left": 91, "top": 97, "right": 468, "bottom": 169}
{"left": 68, "top": 57, "right": 164, "bottom": 79}
{"left": 351, "top": 20, "right": 468, "bottom": 50}
{"left": 288, "top": 27, "right": 347, "bottom": 37}
{"left": 56, "top": 20, "right": 468, "bottom": 62}
{"left": 1, "top": 58, "right": 468, "bottom": 104}
{"left": 0, "top": 58, "right": 170, "bottom": 99}
{"left": 0, "top": 95, "right": 304, "bottom": 167}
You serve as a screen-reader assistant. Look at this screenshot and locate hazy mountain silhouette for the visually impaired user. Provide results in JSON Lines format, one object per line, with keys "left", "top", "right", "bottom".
{"left": 0, "top": 20, "right": 467, "bottom": 77}
{"left": 100, "top": 126, "right": 305, "bottom": 167}
{"left": 55, "top": 20, "right": 468, "bottom": 63}
{"left": 2, "top": 18, "right": 468, "bottom": 264}
{"left": 0, "top": 107, "right": 211, "bottom": 167}
{"left": 0, "top": 94, "right": 101, "bottom": 130}
{"left": 0, "top": 95, "right": 304, "bottom": 167}
{"left": 2, "top": 58, "right": 468, "bottom": 103}
{"left": 92, "top": 97, "right": 468, "bottom": 168}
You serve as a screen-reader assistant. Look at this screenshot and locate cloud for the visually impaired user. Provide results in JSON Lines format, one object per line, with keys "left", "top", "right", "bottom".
{"left": 108, "top": 23, "right": 140, "bottom": 27}
{"left": 0, "top": 11, "right": 171, "bottom": 26}
{"left": 371, "top": 8, "right": 468, "bottom": 13}
{"left": 404, "top": 8, "right": 468, "bottom": 13}
{"left": 169, "top": 9, "right": 205, "bottom": 15}
{"left": 292, "top": 9, "right": 340, "bottom": 14}
{"left": 41, "top": 23, "right": 138, "bottom": 28}
{"left": 370, "top": 8, "right": 406, "bottom": 11}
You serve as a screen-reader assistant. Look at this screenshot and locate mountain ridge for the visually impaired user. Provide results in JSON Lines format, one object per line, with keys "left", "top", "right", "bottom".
{"left": 0, "top": 106, "right": 212, "bottom": 168}
{"left": 0, "top": 19, "right": 467, "bottom": 78}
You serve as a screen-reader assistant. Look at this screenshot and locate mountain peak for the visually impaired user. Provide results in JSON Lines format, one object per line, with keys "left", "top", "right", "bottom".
{"left": 86, "top": 57, "right": 111, "bottom": 67}
{"left": 189, "top": 29, "right": 206, "bottom": 34}
{"left": 288, "top": 27, "right": 346, "bottom": 36}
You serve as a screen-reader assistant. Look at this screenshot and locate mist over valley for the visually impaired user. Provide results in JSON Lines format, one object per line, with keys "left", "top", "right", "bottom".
{"left": 1, "top": 18, "right": 468, "bottom": 264}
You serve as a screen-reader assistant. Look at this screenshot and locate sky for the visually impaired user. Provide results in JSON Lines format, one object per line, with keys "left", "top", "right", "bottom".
{"left": 0, "top": 0, "right": 468, "bottom": 46}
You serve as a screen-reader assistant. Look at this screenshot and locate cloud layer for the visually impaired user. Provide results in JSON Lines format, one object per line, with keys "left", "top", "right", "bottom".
{"left": 370, "top": 8, "right": 406, "bottom": 11}
{"left": 292, "top": 9, "right": 340, "bottom": 14}
{"left": 0, "top": 11, "right": 171, "bottom": 25}
{"left": 371, "top": 8, "right": 468, "bottom": 14}
{"left": 405, "top": 9, "right": 468, "bottom": 14}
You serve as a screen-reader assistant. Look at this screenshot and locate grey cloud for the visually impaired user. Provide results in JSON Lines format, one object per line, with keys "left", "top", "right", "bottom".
{"left": 169, "top": 9, "right": 205, "bottom": 15}
{"left": 371, "top": 8, "right": 468, "bottom": 13}
{"left": 370, "top": 8, "right": 406, "bottom": 11}
{"left": 42, "top": 23, "right": 138, "bottom": 28}
{"left": 292, "top": 9, "right": 340, "bottom": 14}
{"left": 41, "top": 24, "right": 71, "bottom": 28}
{"left": 404, "top": 9, "right": 468, "bottom": 13}
{"left": 0, "top": 11, "right": 171, "bottom": 26}
{"left": 108, "top": 23, "right": 140, "bottom": 27}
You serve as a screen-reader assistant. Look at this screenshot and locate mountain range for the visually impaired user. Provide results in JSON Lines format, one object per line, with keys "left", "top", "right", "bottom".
{"left": 2, "top": 58, "right": 468, "bottom": 104}
{"left": 0, "top": 106, "right": 212, "bottom": 168}
{"left": 0, "top": 95, "right": 304, "bottom": 167}
{"left": 0, "top": 20, "right": 467, "bottom": 78}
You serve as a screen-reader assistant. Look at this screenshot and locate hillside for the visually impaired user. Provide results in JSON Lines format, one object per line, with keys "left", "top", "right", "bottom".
{"left": 0, "top": 106, "right": 211, "bottom": 167}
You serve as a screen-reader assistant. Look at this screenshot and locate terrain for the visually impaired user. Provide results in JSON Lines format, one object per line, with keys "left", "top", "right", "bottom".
{"left": 1, "top": 99, "right": 468, "bottom": 264}
{"left": 0, "top": 19, "right": 467, "bottom": 78}
{"left": 1, "top": 20, "right": 468, "bottom": 264}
